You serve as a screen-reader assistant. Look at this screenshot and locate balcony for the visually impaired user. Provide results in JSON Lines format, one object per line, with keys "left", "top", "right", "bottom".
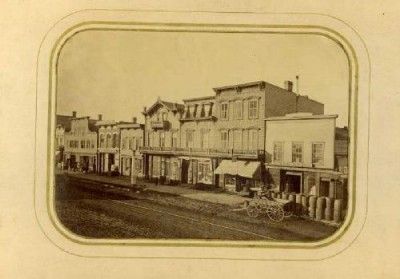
{"left": 139, "top": 146, "right": 264, "bottom": 159}
{"left": 150, "top": 120, "right": 170, "bottom": 130}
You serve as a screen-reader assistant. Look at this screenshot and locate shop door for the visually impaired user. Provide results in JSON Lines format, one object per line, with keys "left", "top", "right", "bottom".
{"left": 319, "top": 179, "right": 330, "bottom": 197}
{"left": 285, "top": 174, "right": 301, "bottom": 193}
{"left": 181, "top": 159, "right": 189, "bottom": 183}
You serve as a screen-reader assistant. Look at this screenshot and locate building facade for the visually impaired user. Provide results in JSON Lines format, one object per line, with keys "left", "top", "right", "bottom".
{"left": 64, "top": 115, "right": 98, "bottom": 172}
{"left": 264, "top": 113, "right": 346, "bottom": 199}
{"left": 96, "top": 120, "right": 121, "bottom": 174}
{"left": 141, "top": 98, "right": 185, "bottom": 184}
{"left": 55, "top": 113, "right": 73, "bottom": 167}
{"left": 119, "top": 119, "right": 145, "bottom": 177}
{"left": 212, "top": 81, "right": 324, "bottom": 193}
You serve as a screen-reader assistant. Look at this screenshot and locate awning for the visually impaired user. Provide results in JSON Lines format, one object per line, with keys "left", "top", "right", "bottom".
{"left": 265, "top": 164, "right": 342, "bottom": 176}
{"left": 214, "top": 160, "right": 260, "bottom": 179}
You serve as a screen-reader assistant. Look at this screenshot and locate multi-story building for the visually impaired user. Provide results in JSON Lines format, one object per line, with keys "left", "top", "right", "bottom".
{"left": 179, "top": 96, "right": 217, "bottom": 185}
{"left": 64, "top": 113, "right": 98, "bottom": 172}
{"left": 212, "top": 80, "right": 324, "bottom": 193}
{"left": 264, "top": 113, "right": 346, "bottom": 199}
{"left": 139, "top": 80, "right": 324, "bottom": 193}
{"left": 55, "top": 112, "right": 73, "bottom": 167}
{"left": 140, "top": 98, "right": 185, "bottom": 184}
{"left": 119, "top": 118, "right": 145, "bottom": 177}
{"left": 96, "top": 119, "right": 121, "bottom": 174}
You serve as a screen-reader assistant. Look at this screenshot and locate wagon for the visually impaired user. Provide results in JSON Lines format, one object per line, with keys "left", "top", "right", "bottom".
{"left": 246, "top": 194, "right": 294, "bottom": 222}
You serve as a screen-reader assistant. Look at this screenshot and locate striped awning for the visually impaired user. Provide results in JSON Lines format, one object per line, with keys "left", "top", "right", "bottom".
{"left": 214, "top": 160, "right": 260, "bottom": 179}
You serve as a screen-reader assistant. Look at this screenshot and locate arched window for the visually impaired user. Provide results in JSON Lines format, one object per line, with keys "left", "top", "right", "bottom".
{"left": 100, "top": 134, "right": 105, "bottom": 148}
{"left": 106, "top": 134, "right": 112, "bottom": 148}
{"left": 112, "top": 134, "right": 118, "bottom": 148}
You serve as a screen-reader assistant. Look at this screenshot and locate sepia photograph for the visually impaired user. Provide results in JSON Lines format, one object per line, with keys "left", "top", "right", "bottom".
{"left": 54, "top": 29, "right": 350, "bottom": 242}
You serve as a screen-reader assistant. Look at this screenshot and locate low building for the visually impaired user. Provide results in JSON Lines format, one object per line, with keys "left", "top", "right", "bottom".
{"left": 264, "top": 113, "right": 346, "bottom": 199}
{"left": 64, "top": 113, "right": 98, "bottom": 172}
{"left": 119, "top": 117, "right": 145, "bottom": 177}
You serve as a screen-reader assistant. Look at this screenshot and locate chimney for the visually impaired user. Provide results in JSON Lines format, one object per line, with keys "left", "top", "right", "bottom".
{"left": 98, "top": 114, "right": 102, "bottom": 121}
{"left": 72, "top": 111, "right": 77, "bottom": 118}
{"left": 132, "top": 117, "right": 137, "bottom": 124}
{"left": 284, "top": 80, "right": 293, "bottom": 92}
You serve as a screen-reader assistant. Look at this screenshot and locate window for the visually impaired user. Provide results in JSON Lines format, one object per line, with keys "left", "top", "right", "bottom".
{"left": 249, "top": 129, "right": 258, "bottom": 150}
{"left": 136, "top": 137, "right": 141, "bottom": 149}
{"left": 221, "top": 130, "right": 229, "bottom": 149}
{"left": 248, "top": 99, "right": 259, "bottom": 119}
{"left": 86, "top": 140, "right": 91, "bottom": 149}
{"left": 172, "top": 132, "right": 178, "bottom": 148}
{"left": 91, "top": 140, "right": 95, "bottom": 149}
{"left": 312, "top": 143, "right": 324, "bottom": 166}
{"left": 273, "top": 142, "right": 284, "bottom": 163}
{"left": 106, "top": 134, "right": 112, "bottom": 148}
{"left": 234, "top": 100, "right": 243, "bottom": 119}
{"left": 186, "top": 130, "right": 194, "bottom": 148}
{"left": 233, "top": 130, "right": 242, "bottom": 150}
{"left": 160, "top": 132, "right": 165, "bottom": 147}
{"left": 122, "top": 137, "right": 127, "bottom": 149}
{"left": 100, "top": 134, "right": 105, "bottom": 148}
{"left": 162, "top": 112, "right": 168, "bottom": 121}
{"left": 220, "top": 103, "right": 229, "bottom": 119}
{"left": 292, "top": 142, "right": 303, "bottom": 163}
{"left": 81, "top": 140, "right": 85, "bottom": 149}
{"left": 198, "top": 162, "right": 212, "bottom": 184}
{"left": 112, "top": 134, "right": 118, "bottom": 148}
{"left": 200, "top": 130, "right": 209, "bottom": 149}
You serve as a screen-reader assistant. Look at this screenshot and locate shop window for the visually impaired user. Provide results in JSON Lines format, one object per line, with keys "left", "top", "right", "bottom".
{"left": 312, "top": 142, "right": 325, "bottom": 166}
{"left": 292, "top": 142, "right": 303, "bottom": 163}
{"left": 198, "top": 162, "right": 212, "bottom": 184}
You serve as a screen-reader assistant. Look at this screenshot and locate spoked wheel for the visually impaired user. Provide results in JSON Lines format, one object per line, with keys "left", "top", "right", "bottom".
{"left": 266, "top": 205, "right": 284, "bottom": 222}
{"left": 283, "top": 210, "right": 293, "bottom": 218}
{"left": 246, "top": 203, "right": 260, "bottom": 218}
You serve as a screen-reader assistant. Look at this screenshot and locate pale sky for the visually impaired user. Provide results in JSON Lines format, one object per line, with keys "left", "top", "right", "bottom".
{"left": 57, "top": 30, "right": 349, "bottom": 127}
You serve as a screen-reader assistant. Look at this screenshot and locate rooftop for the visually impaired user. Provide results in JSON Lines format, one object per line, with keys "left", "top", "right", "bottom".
{"left": 265, "top": 113, "right": 338, "bottom": 121}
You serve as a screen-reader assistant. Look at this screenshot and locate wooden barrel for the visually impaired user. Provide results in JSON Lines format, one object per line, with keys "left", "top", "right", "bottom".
{"left": 324, "top": 197, "right": 333, "bottom": 221}
{"left": 301, "top": 195, "right": 308, "bottom": 215}
{"left": 308, "top": 196, "right": 317, "bottom": 219}
{"left": 334, "top": 199, "right": 343, "bottom": 223}
{"left": 316, "top": 197, "right": 326, "bottom": 221}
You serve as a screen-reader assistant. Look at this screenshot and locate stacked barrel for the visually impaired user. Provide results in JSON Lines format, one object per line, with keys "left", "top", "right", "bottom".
{"left": 268, "top": 190, "right": 344, "bottom": 223}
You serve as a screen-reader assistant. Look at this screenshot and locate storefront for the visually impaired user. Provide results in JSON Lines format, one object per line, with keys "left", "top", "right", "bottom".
{"left": 214, "top": 160, "right": 261, "bottom": 194}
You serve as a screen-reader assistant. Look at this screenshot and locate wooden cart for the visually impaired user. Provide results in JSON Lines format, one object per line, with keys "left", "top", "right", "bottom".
{"left": 246, "top": 195, "right": 294, "bottom": 222}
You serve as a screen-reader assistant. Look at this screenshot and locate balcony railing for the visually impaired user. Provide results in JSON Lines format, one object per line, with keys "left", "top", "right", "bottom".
{"left": 150, "top": 120, "right": 170, "bottom": 129}
{"left": 139, "top": 146, "right": 264, "bottom": 158}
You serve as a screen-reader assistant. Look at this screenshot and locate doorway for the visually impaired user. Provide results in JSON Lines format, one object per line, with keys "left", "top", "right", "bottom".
{"left": 284, "top": 173, "right": 302, "bottom": 193}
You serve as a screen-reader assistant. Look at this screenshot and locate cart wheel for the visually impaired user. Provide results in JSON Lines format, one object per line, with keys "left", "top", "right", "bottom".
{"left": 246, "top": 203, "right": 260, "bottom": 218}
{"left": 266, "top": 205, "right": 284, "bottom": 222}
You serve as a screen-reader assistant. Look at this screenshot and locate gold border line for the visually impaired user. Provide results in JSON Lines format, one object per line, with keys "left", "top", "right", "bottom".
{"left": 35, "top": 11, "right": 369, "bottom": 259}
